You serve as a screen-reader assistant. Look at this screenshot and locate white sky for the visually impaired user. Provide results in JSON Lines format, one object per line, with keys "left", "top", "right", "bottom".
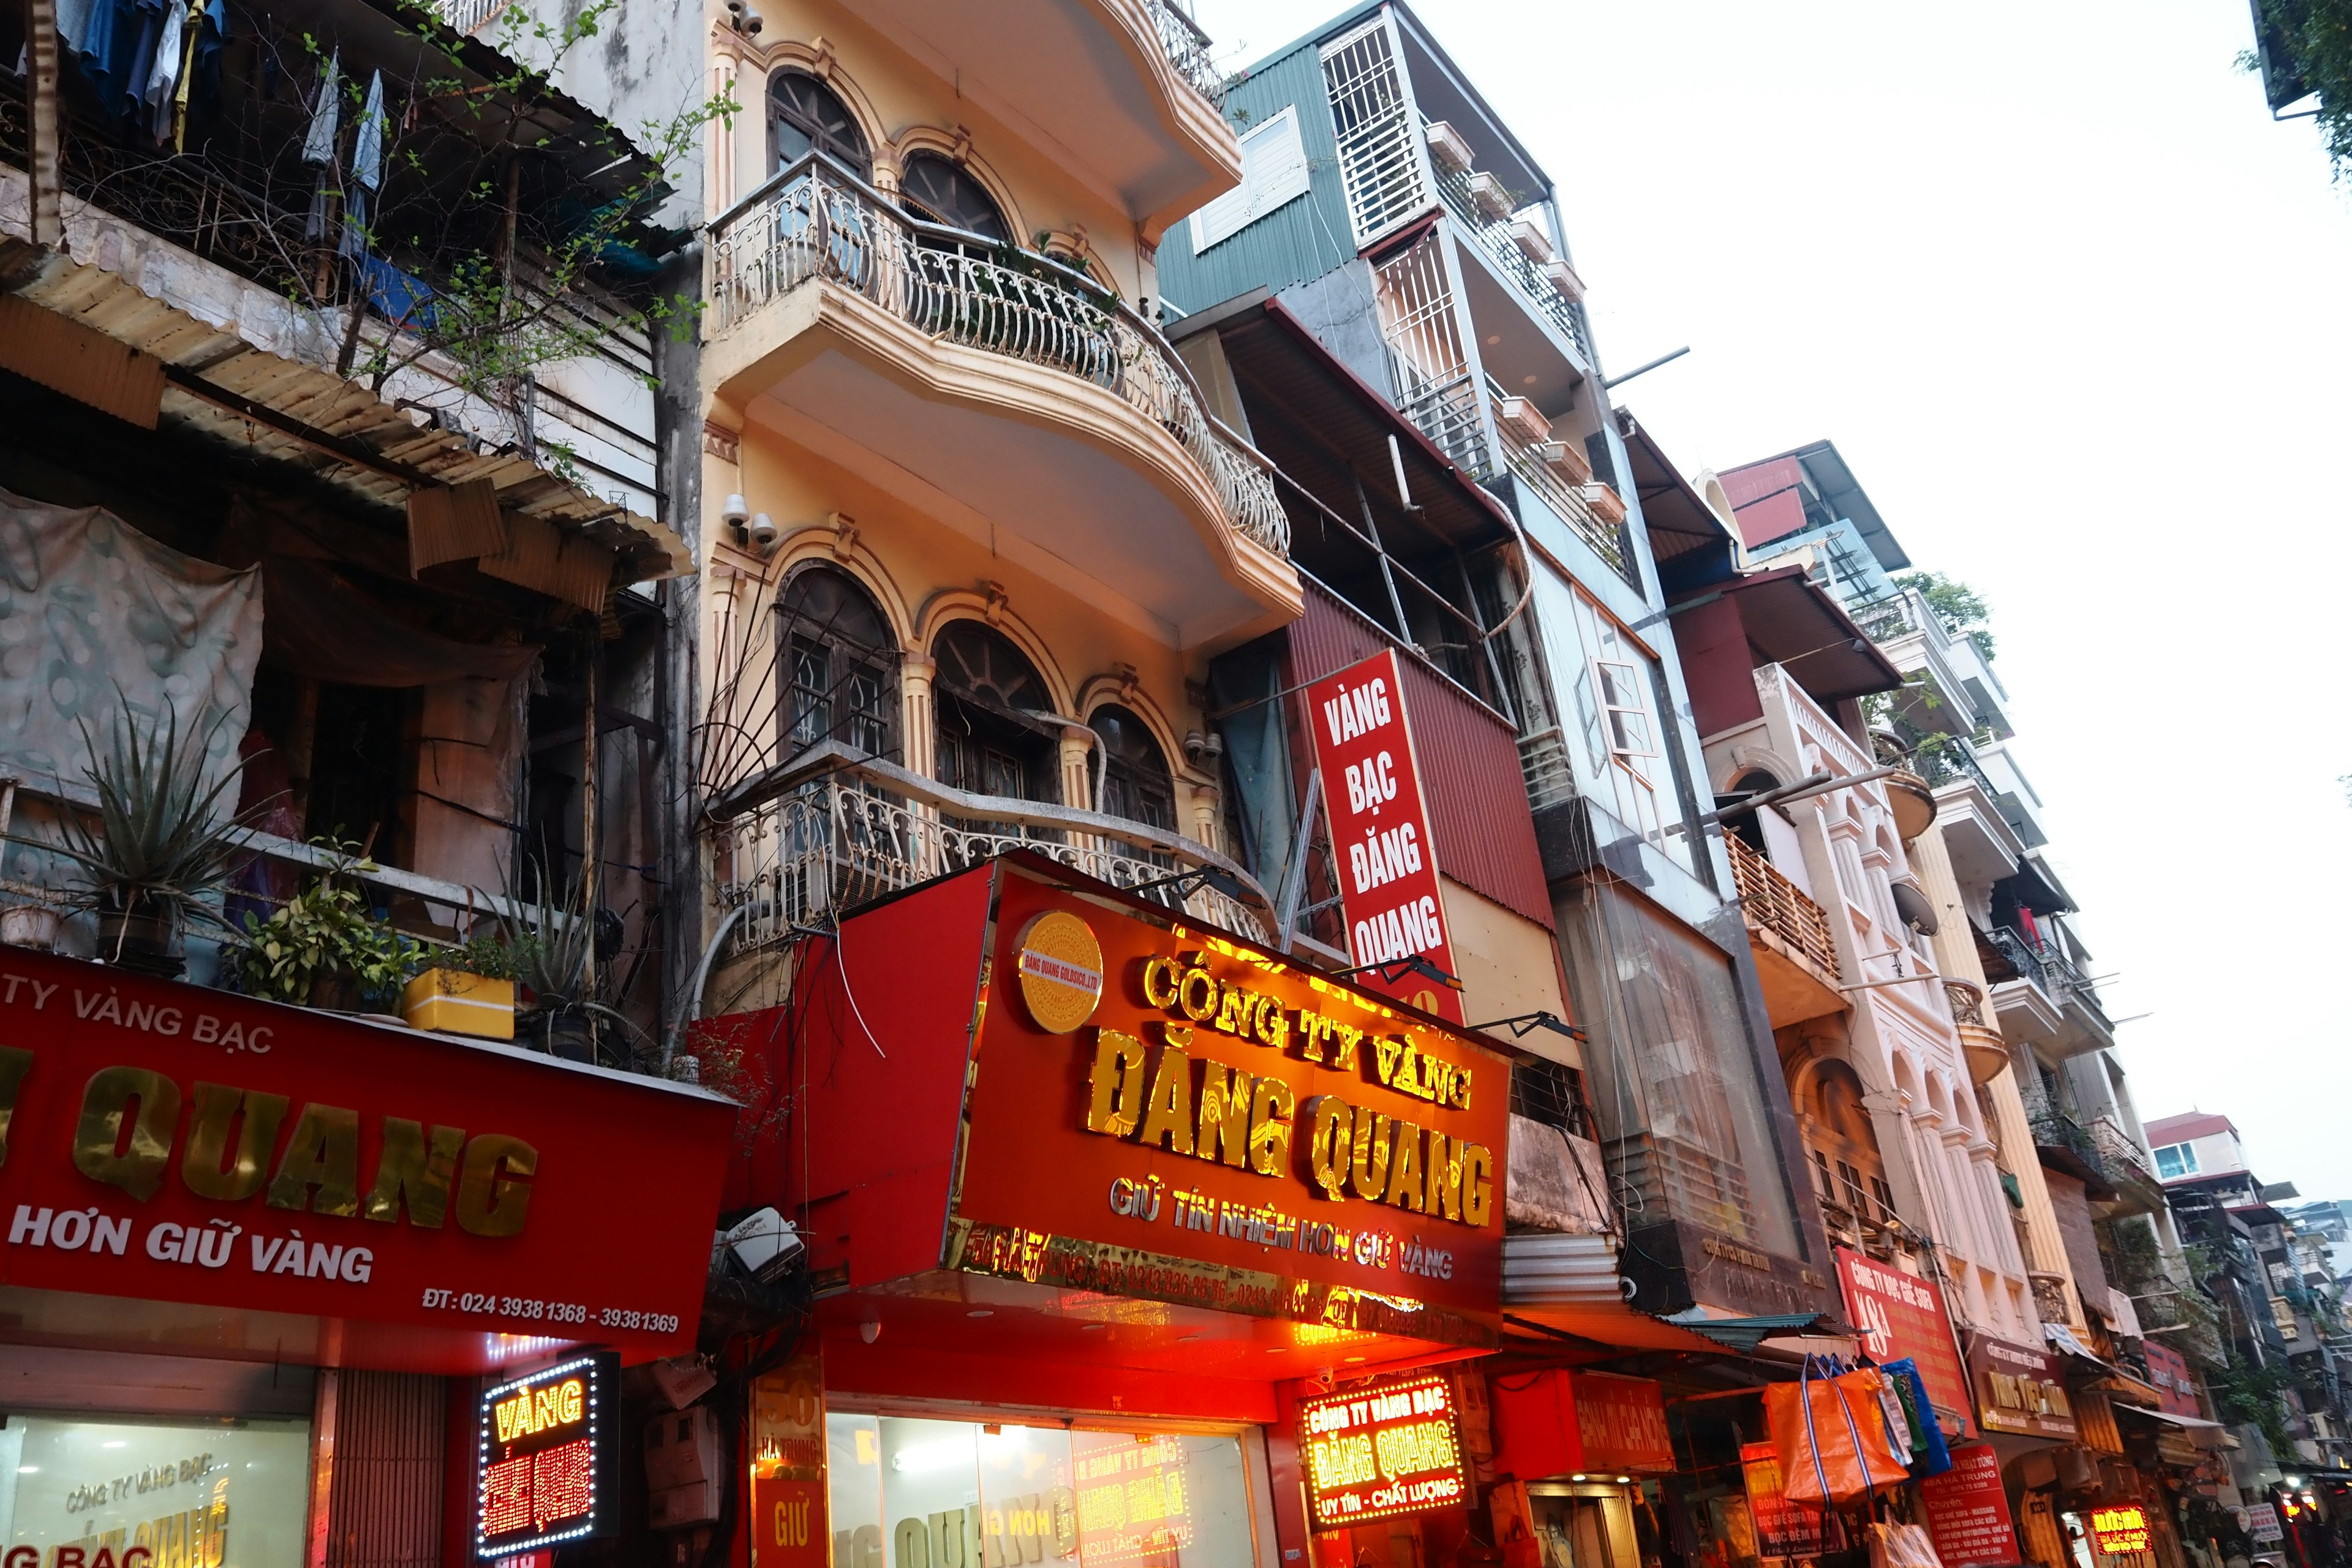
{"left": 1186, "top": 0, "right": 2352, "bottom": 1196}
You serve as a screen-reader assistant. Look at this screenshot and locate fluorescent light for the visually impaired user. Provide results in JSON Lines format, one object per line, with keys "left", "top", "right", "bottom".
{"left": 891, "top": 1439, "right": 974, "bottom": 1474}
{"left": 103, "top": 1442, "right": 126, "bottom": 1450}
{"left": 16, "top": 1466, "right": 34, "bottom": 1474}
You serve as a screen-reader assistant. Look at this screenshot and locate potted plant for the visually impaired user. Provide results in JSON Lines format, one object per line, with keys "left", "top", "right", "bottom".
{"left": 488, "top": 860, "right": 637, "bottom": 1065}
{"left": 230, "top": 846, "right": 421, "bottom": 1012}
{"left": 400, "top": 930, "right": 518, "bottom": 1041}
{"left": 0, "top": 901, "right": 63, "bottom": 952}
{"left": 48, "top": 697, "right": 263, "bottom": 978}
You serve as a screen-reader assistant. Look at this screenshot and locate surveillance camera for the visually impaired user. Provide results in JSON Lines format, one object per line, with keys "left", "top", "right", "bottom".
{"left": 740, "top": 7, "right": 761, "bottom": 31}
{"left": 720, "top": 492, "right": 749, "bottom": 527}
{"left": 747, "top": 513, "right": 778, "bottom": 554}
{"left": 859, "top": 1315, "right": 881, "bottom": 1346}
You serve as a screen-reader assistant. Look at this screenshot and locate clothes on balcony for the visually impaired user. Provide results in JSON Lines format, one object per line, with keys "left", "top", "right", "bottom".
{"left": 303, "top": 48, "right": 341, "bottom": 241}
{"left": 337, "top": 70, "right": 385, "bottom": 258}
{"left": 139, "top": 0, "right": 183, "bottom": 141}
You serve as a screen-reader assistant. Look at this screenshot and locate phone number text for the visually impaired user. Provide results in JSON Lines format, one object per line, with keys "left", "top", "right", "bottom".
{"left": 418, "top": 1288, "right": 681, "bottom": 1334}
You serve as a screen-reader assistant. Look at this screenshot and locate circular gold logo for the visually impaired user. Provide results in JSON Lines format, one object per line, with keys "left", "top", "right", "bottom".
{"left": 1015, "top": 910, "right": 1104, "bottom": 1034}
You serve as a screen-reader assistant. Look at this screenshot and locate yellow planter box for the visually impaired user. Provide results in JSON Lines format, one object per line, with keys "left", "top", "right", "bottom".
{"left": 402, "top": 968, "right": 515, "bottom": 1041}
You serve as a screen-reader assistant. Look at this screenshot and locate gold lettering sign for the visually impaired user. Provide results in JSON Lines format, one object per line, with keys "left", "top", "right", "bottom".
{"left": 181, "top": 1082, "right": 289, "bottom": 1201}
{"left": 267, "top": 1102, "right": 362, "bottom": 1216}
{"left": 363, "top": 1118, "right": 467, "bottom": 1228}
{"left": 0, "top": 1046, "right": 33, "bottom": 1168}
{"left": 454, "top": 1134, "right": 538, "bottom": 1237}
{"left": 74, "top": 1065, "right": 181, "bottom": 1200}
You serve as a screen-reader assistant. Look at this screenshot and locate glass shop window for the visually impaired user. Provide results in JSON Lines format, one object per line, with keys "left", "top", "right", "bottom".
{"left": 824, "top": 1412, "right": 1257, "bottom": 1567}
{"left": 0, "top": 1414, "right": 312, "bottom": 1568}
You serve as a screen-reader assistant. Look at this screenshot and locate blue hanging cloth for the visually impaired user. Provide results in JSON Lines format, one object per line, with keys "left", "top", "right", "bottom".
{"left": 339, "top": 69, "right": 385, "bottom": 260}
{"left": 1882, "top": 1357, "right": 1953, "bottom": 1477}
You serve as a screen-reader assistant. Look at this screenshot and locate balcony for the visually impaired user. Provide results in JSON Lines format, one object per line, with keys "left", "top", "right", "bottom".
{"left": 834, "top": 0, "right": 1240, "bottom": 242}
{"left": 1945, "top": 978, "right": 2013, "bottom": 1086}
{"left": 1980, "top": 924, "right": 2113, "bottom": 1061}
{"left": 1725, "top": 834, "right": 1845, "bottom": 1027}
{"left": 1849, "top": 588, "right": 2013, "bottom": 742}
{"left": 1428, "top": 148, "right": 1591, "bottom": 368}
{"left": 706, "top": 154, "right": 1298, "bottom": 650}
{"left": 1912, "top": 735, "right": 2025, "bottom": 890}
{"left": 704, "top": 741, "right": 1272, "bottom": 959}
{"left": 1486, "top": 382, "right": 1636, "bottom": 585}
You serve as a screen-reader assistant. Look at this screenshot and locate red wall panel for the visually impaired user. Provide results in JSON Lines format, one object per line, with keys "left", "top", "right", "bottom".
{"left": 1286, "top": 583, "right": 1551, "bottom": 930}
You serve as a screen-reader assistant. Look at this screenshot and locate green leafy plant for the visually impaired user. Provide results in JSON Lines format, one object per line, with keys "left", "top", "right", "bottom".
{"left": 231, "top": 845, "right": 422, "bottom": 1006}
{"left": 488, "top": 858, "right": 644, "bottom": 1063}
{"left": 2244, "top": 0, "right": 2352, "bottom": 179}
{"left": 45, "top": 696, "right": 266, "bottom": 944}
{"left": 1890, "top": 570, "right": 1996, "bottom": 663}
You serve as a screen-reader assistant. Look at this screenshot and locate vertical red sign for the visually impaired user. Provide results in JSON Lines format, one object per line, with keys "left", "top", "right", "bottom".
{"left": 1304, "top": 649, "right": 1464, "bottom": 1023}
{"left": 1918, "top": 1446, "right": 2023, "bottom": 1567}
{"left": 1834, "top": 1247, "right": 1970, "bottom": 1441}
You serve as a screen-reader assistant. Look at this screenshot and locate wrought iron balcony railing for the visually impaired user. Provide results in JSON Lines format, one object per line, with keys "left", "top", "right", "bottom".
{"left": 1725, "top": 832, "right": 1841, "bottom": 981}
{"left": 1911, "top": 734, "right": 2001, "bottom": 799}
{"left": 706, "top": 153, "right": 1290, "bottom": 559}
{"left": 1945, "top": 977, "right": 1989, "bottom": 1028}
{"left": 705, "top": 741, "right": 1272, "bottom": 957}
{"left": 1139, "top": 0, "right": 1229, "bottom": 107}
{"left": 1427, "top": 153, "right": 1591, "bottom": 361}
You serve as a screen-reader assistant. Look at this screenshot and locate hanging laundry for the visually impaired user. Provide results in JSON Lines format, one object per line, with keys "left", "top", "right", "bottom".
{"left": 341, "top": 70, "right": 386, "bottom": 260}
{"left": 141, "top": 0, "right": 186, "bottom": 141}
{"left": 117, "top": 0, "right": 163, "bottom": 121}
{"left": 303, "top": 48, "right": 342, "bottom": 242}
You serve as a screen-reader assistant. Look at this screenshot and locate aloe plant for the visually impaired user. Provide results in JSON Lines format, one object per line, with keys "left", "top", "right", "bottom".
{"left": 47, "top": 695, "right": 269, "bottom": 944}
{"left": 486, "top": 857, "right": 643, "bottom": 1063}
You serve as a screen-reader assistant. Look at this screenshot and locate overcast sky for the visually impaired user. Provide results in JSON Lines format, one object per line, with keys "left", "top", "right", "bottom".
{"left": 1186, "top": 0, "right": 2352, "bottom": 1196}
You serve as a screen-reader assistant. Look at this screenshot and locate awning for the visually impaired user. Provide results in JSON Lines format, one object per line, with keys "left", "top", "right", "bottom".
{"left": 0, "top": 235, "right": 689, "bottom": 581}
{"left": 1502, "top": 1307, "right": 1734, "bottom": 1356}
{"left": 2045, "top": 1324, "right": 2166, "bottom": 1404}
{"left": 2116, "top": 1404, "right": 2230, "bottom": 1451}
{"left": 1664, "top": 1311, "right": 1843, "bottom": 1354}
{"left": 1670, "top": 566, "right": 1904, "bottom": 705}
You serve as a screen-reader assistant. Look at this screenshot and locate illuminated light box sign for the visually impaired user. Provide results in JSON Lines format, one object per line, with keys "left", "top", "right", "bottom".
{"left": 2089, "top": 1505, "right": 2152, "bottom": 1556}
{"left": 1300, "top": 1374, "right": 1468, "bottom": 1529}
{"left": 477, "top": 1353, "right": 619, "bottom": 1558}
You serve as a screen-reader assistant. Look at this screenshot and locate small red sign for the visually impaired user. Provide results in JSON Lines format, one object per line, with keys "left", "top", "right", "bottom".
{"left": 1571, "top": 1374, "right": 1674, "bottom": 1473}
{"left": 1300, "top": 1373, "right": 1469, "bottom": 1528}
{"left": 1741, "top": 1442, "right": 1830, "bottom": 1558}
{"left": 1304, "top": 649, "right": 1464, "bottom": 1022}
{"left": 1920, "top": 1445, "right": 2023, "bottom": 1567}
{"left": 2089, "top": 1505, "right": 2151, "bottom": 1556}
{"left": 1834, "top": 1247, "right": 1970, "bottom": 1440}
{"left": 2142, "top": 1341, "right": 2201, "bottom": 1419}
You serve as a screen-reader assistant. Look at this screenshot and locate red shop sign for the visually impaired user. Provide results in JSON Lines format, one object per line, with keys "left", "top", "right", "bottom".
{"left": 1920, "top": 1445, "right": 2024, "bottom": 1567}
{"left": 1834, "top": 1247, "right": 1970, "bottom": 1440}
{"left": 1571, "top": 1374, "right": 1674, "bottom": 1473}
{"left": 0, "top": 949, "right": 735, "bottom": 1370}
{"left": 1304, "top": 650, "right": 1464, "bottom": 1023}
{"left": 2142, "top": 1341, "right": 2201, "bottom": 1419}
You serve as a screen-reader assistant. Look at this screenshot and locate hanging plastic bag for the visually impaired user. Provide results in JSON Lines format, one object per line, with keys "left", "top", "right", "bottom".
{"left": 1867, "top": 1521, "right": 1946, "bottom": 1568}
{"left": 1766, "top": 1359, "right": 1912, "bottom": 1505}
{"left": 1882, "top": 1357, "right": 1952, "bottom": 1477}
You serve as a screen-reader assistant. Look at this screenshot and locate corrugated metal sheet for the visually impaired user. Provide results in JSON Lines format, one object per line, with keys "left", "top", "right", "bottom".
{"left": 1158, "top": 43, "right": 1360, "bottom": 313}
{"left": 1286, "top": 579, "right": 1551, "bottom": 928}
{"left": 323, "top": 1371, "right": 446, "bottom": 1568}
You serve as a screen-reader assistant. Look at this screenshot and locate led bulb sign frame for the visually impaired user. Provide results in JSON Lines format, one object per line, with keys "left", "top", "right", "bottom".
{"left": 2089, "top": 1505, "right": 2152, "bottom": 1556}
{"left": 476, "top": 1352, "right": 620, "bottom": 1558}
{"left": 1299, "top": 1373, "right": 1468, "bottom": 1529}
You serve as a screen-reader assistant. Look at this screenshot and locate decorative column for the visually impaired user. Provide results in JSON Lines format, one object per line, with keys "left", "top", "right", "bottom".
{"left": 899, "top": 655, "right": 936, "bottom": 780}
{"left": 1058, "top": 725, "right": 1097, "bottom": 814}
{"left": 1189, "top": 779, "right": 1222, "bottom": 854}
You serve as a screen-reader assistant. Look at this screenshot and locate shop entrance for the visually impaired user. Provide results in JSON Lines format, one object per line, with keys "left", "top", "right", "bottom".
{"left": 1526, "top": 1484, "right": 1642, "bottom": 1568}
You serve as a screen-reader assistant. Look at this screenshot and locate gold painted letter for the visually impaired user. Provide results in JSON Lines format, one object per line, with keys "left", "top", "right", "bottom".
{"left": 1086, "top": 1030, "right": 1149, "bottom": 1137}
{"left": 1350, "top": 1111, "right": 1392, "bottom": 1202}
{"left": 1136, "top": 1045, "right": 1196, "bottom": 1156}
{"left": 363, "top": 1118, "right": 467, "bottom": 1227}
{"left": 181, "top": 1083, "right": 289, "bottom": 1202}
{"left": 1248, "top": 1077, "right": 1296, "bottom": 1177}
{"left": 1303, "top": 1096, "right": 1351, "bottom": 1200}
{"left": 454, "top": 1134, "right": 538, "bottom": 1237}
{"left": 1463, "top": 1142, "right": 1494, "bottom": 1226}
{"left": 74, "top": 1065, "right": 181, "bottom": 1200}
{"left": 1196, "top": 1063, "right": 1251, "bottom": 1168}
{"left": 267, "top": 1103, "right": 362, "bottom": 1216}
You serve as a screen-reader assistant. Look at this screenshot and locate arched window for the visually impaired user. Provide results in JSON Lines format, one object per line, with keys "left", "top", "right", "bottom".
{"left": 777, "top": 566, "right": 897, "bottom": 761}
{"left": 771, "top": 71, "right": 870, "bottom": 179}
{"left": 1800, "top": 1058, "right": 1894, "bottom": 1228}
{"left": 898, "top": 151, "right": 1008, "bottom": 243}
{"left": 1089, "top": 704, "right": 1175, "bottom": 831}
{"left": 932, "top": 620, "right": 1055, "bottom": 803}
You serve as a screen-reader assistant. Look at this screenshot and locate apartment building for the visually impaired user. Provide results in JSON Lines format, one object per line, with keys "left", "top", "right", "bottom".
{"left": 1155, "top": 1, "right": 1837, "bottom": 1331}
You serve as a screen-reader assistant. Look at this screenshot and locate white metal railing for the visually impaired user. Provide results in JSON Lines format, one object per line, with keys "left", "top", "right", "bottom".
{"left": 1430, "top": 154, "right": 1591, "bottom": 362}
{"left": 434, "top": 0, "right": 508, "bottom": 34}
{"left": 706, "top": 154, "right": 1289, "bottom": 559}
{"left": 1488, "top": 386, "right": 1630, "bottom": 581}
{"left": 1139, "top": 0, "right": 1227, "bottom": 107}
{"left": 706, "top": 744, "right": 1271, "bottom": 956}
{"left": 1517, "top": 728, "right": 1574, "bottom": 813}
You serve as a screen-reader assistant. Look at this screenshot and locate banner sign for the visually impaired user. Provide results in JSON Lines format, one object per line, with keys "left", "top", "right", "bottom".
{"left": 1303, "top": 650, "right": 1464, "bottom": 1023}
{"left": 476, "top": 1351, "right": 620, "bottom": 1557}
{"left": 951, "top": 869, "right": 1510, "bottom": 1332}
{"left": 752, "top": 1348, "right": 827, "bottom": 1568}
{"left": 1300, "top": 1374, "right": 1468, "bottom": 1529}
{"left": 2239, "top": 1504, "right": 2283, "bottom": 1544}
{"left": 1740, "top": 1442, "right": 1830, "bottom": 1559}
{"left": 1834, "top": 1248, "right": 1970, "bottom": 1439}
{"left": 1919, "top": 1445, "right": 2023, "bottom": 1567}
{"left": 0, "top": 948, "right": 734, "bottom": 1368}
{"left": 2141, "top": 1341, "right": 2200, "bottom": 1419}
{"left": 1966, "top": 1335, "right": 2077, "bottom": 1441}
{"left": 1572, "top": 1374, "right": 1675, "bottom": 1472}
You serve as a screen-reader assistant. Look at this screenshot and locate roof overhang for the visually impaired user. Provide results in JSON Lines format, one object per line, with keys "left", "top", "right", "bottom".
{"left": 1675, "top": 565, "right": 1903, "bottom": 706}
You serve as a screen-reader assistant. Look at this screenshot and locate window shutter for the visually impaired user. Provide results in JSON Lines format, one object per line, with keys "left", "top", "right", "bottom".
{"left": 1190, "top": 107, "right": 1311, "bottom": 253}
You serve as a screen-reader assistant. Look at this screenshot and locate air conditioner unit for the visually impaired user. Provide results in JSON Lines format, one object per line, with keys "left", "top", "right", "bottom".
{"left": 1423, "top": 120, "right": 1474, "bottom": 174}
